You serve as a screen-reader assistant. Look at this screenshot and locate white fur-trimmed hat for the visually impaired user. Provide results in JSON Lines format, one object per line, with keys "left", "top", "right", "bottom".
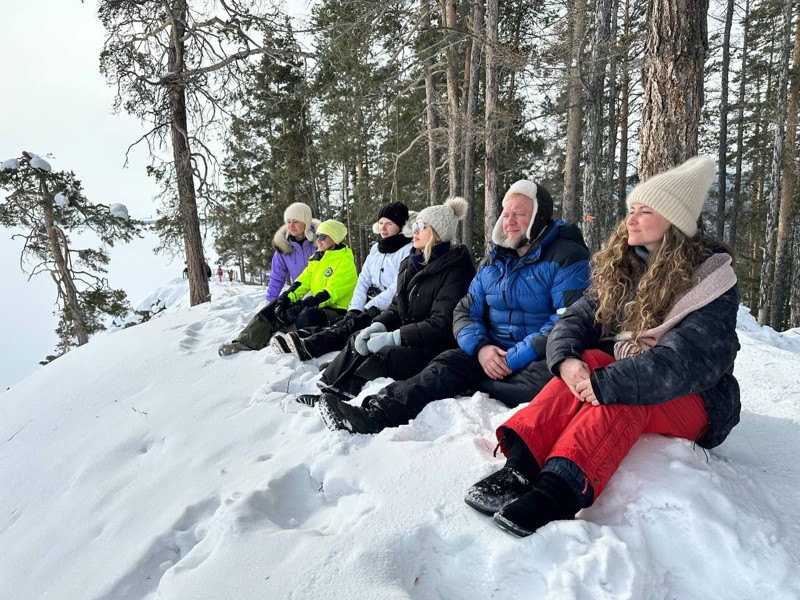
{"left": 626, "top": 156, "right": 715, "bottom": 237}
{"left": 491, "top": 180, "right": 554, "bottom": 245}
{"left": 417, "top": 197, "right": 468, "bottom": 243}
{"left": 283, "top": 202, "right": 314, "bottom": 242}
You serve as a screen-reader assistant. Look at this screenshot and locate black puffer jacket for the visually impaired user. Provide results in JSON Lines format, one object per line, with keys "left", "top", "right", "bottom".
{"left": 374, "top": 244, "right": 475, "bottom": 350}
{"left": 546, "top": 272, "right": 740, "bottom": 449}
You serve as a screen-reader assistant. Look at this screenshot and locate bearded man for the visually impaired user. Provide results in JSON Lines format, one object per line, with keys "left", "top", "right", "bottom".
{"left": 319, "top": 180, "right": 592, "bottom": 434}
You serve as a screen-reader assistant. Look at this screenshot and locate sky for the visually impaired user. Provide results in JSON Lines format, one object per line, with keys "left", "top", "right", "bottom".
{"left": 1, "top": 277, "right": 799, "bottom": 598}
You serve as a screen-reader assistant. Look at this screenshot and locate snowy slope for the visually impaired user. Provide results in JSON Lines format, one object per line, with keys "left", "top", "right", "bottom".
{"left": 1, "top": 279, "right": 799, "bottom": 600}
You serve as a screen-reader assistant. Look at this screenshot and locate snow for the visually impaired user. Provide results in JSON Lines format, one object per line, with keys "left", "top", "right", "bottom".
{"left": 28, "top": 153, "right": 51, "bottom": 171}
{"left": 1, "top": 158, "right": 20, "bottom": 171}
{"left": 1, "top": 279, "right": 799, "bottom": 599}
{"left": 110, "top": 202, "right": 130, "bottom": 219}
{"left": 54, "top": 191, "right": 69, "bottom": 208}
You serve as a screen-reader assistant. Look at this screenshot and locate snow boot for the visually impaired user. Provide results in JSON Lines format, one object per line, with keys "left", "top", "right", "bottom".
{"left": 318, "top": 393, "right": 389, "bottom": 434}
{"left": 464, "top": 467, "right": 534, "bottom": 516}
{"left": 218, "top": 341, "right": 253, "bottom": 356}
{"left": 270, "top": 333, "right": 290, "bottom": 354}
{"left": 493, "top": 472, "right": 580, "bottom": 537}
{"left": 285, "top": 331, "right": 313, "bottom": 361}
{"left": 296, "top": 394, "right": 321, "bottom": 407}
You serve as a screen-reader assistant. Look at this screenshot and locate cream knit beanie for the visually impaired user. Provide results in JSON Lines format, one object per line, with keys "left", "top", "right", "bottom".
{"left": 283, "top": 202, "right": 313, "bottom": 227}
{"left": 626, "top": 156, "right": 715, "bottom": 237}
{"left": 417, "top": 197, "right": 468, "bottom": 243}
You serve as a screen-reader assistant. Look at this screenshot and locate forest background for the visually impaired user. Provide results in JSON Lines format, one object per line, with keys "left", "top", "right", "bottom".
{"left": 192, "top": 0, "right": 800, "bottom": 331}
{"left": 2, "top": 0, "right": 800, "bottom": 373}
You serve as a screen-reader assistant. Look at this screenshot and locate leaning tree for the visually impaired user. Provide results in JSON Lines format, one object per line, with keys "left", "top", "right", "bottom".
{"left": 0, "top": 152, "right": 141, "bottom": 362}
{"left": 98, "top": 0, "right": 304, "bottom": 305}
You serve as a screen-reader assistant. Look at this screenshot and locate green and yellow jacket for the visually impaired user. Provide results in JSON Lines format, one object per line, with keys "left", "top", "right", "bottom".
{"left": 288, "top": 245, "right": 358, "bottom": 310}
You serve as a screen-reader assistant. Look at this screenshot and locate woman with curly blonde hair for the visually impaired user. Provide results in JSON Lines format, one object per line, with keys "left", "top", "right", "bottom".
{"left": 465, "top": 156, "right": 741, "bottom": 537}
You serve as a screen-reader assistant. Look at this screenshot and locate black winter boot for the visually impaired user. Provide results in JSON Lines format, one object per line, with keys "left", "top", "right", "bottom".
{"left": 464, "top": 431, "right": 539, "bottom": 515}
{"left": 318, "top": 393, "right": 390, "bottom": 434}
{"left": 493, "top": 472, "right": 580, "bottom": 537}
{"left": 286, "top": 331, "right": 313, "bottom": 361}
{"left": 464, "top": 467, "right": 533, "bottom": 516}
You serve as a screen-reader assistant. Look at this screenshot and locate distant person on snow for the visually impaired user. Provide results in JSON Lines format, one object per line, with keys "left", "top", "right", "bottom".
{"left": 270, "top": 202, "right": 413, "bottom": 361}
{"left": 318, "top": 180, "right": 590, "bottom": 434}
{"left": 218, "top": 220, "right": 357, "bottom": 356}
{"left": 204, "top": 262, "right": 212, "bottom": 280}
{"left": 217, "top": 266, "right": 223, "bottom": 282}
{"left": 463, "top": 157, "right": 741, "bottom": 538}
{"left": 296, "top": 197, "right": 475, "bottom": 407}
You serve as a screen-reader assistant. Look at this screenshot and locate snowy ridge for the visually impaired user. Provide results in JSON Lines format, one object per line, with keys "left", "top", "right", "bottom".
{"left": 1, "top": 279, "right": 799, "bottom": 599}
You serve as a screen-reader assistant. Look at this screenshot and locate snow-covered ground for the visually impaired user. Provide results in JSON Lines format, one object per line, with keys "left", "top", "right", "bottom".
{"left": 1, "top": 279, "right": 799, "bottom": 599}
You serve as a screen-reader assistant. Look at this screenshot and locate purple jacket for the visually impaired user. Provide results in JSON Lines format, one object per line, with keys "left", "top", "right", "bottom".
{"left": 266, "top": 221, "right": 319, "bottom": 301}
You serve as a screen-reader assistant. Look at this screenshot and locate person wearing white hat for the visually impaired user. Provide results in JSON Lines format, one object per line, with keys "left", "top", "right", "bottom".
{"left": 319, "top": 180, "right": 591, "bottom": 434}
{"left": 464, "top": 156, "right": 741, "bottom": 538}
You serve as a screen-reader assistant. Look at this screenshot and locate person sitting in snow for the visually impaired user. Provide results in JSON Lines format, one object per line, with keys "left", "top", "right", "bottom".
{"left": 219, "top": 219, "right": 356, "bottom": 356}
{"left": 317, "top": 180, "right": 590, "bottom": 432}
{"left": 218, "top": 202, "right": 320, "bottom": 355}
{"left": 464, "top": 156, "right": 741, "bottom": 537}
{"left": 270, "top": 202, "right": 413, "bottom": 361}
{"left": 296, "top": 197, "right": 475, "bottom": 407}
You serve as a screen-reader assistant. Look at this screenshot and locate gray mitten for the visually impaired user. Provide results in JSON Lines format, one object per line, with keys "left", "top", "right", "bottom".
{"left": 354, "top": 322, "right": 387, "bottom": 356}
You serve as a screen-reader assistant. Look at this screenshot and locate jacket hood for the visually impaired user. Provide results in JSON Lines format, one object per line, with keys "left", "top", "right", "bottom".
{"left": 273, "top": 219, "right": 322, "bottom": 254}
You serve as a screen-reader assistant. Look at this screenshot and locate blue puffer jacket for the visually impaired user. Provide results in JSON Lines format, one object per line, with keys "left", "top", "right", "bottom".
{"left": 454, "top": 221, "right": 590, "bottom": 372}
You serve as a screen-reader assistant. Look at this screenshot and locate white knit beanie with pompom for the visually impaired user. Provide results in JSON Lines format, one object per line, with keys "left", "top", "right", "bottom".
{"left": 417, "top": 197, "right": 468, "bottom": 242}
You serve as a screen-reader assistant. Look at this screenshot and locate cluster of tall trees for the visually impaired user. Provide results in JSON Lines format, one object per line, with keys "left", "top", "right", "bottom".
{"left": 97, "top": 0, "right": 800, "bottom": 330}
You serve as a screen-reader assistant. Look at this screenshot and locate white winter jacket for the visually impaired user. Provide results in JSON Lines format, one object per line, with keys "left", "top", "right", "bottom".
{"left": 349, "top": 240, "right": 413, "bottom": 312}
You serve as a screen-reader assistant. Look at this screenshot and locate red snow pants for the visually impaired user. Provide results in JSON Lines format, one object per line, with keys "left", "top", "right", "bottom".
{"left": 499, "top": 349, "right": 709, "bottom": 498}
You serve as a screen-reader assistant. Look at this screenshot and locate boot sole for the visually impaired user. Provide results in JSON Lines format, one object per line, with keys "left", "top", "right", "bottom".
{"left": 319, "top": 399, "right": 352, "bottom": 432}
{"left": 270, "top": 335, "right": 290, "bottom": 354}
{"left": 285, "top": 333, "right": 311, "bottom": 361}
{"left": 493, "top": 512, "right": 534, "bottom": 537}
{"left": 464, "top": 496, "right": 502, "bottom": 516}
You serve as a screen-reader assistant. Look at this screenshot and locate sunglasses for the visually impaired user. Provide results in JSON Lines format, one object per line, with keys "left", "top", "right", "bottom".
{"left": 411, "top": 222, "right": 428, "bottom": 233}
{"left": 315, "top": 233, "right": 330, "bottom": 242}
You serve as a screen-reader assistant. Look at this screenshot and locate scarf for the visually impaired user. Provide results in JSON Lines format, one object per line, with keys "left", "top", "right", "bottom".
{"left": 613, "top": 253, "right": 737, "bottom": 359}
{"left": 377, "top": 232, "right": 410, "bottom": 254}
{"left": 409, "top": 241, "right": 451, "bottom": 272}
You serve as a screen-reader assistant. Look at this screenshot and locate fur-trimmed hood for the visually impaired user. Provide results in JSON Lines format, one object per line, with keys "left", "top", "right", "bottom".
{"left": 273, "top": 219, "right": 322, "bottom": 254}
{"left": 372, "top": 211, "right": 417, "bottom": 237}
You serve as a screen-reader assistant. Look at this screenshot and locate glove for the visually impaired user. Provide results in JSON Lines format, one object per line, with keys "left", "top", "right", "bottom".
{"left": 276, "top": 302, "right": 304, "bottom": 325}
{"left": 302, "top": 290, "right": 331, "bottom": 308}
{"left": 277, "top": 281, "right": 301, "bottom": 307}
{"left": 366, "top": 329, "right": 402, "bottom": 354}
{"left": 354, "top": 322, "right": 387, "bottom": 356}
{"left": 260, "top": 300, "right": 278, "bottom": 322}
{"left": 346, "top": 309, "right": 362, "bottom": 319}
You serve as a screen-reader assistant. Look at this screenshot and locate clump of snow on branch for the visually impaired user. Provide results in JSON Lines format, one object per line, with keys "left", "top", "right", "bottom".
{"left": 1, "top": 158, "right": 20, "bottom": 171}
{"left": 54, "top": 192, "right": 69, "bottom": 208}
{"left": 28, "top": 155, "right": 52, "bottom": 172}
{"left": 109, "top": 203, "right": 130, "bottom": 220}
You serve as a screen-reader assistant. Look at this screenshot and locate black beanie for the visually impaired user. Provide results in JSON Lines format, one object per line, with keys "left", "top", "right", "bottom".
{"left": 377, "top": 202, "right": 409, "bottom": 229}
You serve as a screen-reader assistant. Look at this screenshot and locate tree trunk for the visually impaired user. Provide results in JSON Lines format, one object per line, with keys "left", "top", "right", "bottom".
{"left": 716, "top": 0, "right": 734, "bottom": 240}
{"left": 168, "top": 0, "right": 210, "bottom": 306}
{"left": 603, "top": 0, "right": 620, "bottom": 239}
{"left": 461, "top": 0, "right": 484, "bottom": 252}
{"left": 442, "top": 0, "right": 463, "bottom": 198}
{"left": 639, "top": 0, "right": 708, "bottom": 179}
{"left": 40, "top": 179, "right": 89, "bottom": 345}
{"left": 757, "top": 0, "right": 792, "bottom": 327}
{"left": 616, "top": 0, "right": 631, "bottom": 220}
{"left": 582, "top": 0, "right": 612, "bottom": 252}
{"left": 562, "top": 0, "right": 587, "bottom": 224}
{"left": 770, "top": 7, "right": 800, "bottom": 328}
{"left": 790, "top": 212, "right": 800, "bottom": 327}
{"left": 730, "top": 0, "right": 751, "bottom": 248}
{"left": 423, "top": 0, "right": 440, "bottom": 206}
{"left": 484, "top": 0, "right": 500, "bottom": 252}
